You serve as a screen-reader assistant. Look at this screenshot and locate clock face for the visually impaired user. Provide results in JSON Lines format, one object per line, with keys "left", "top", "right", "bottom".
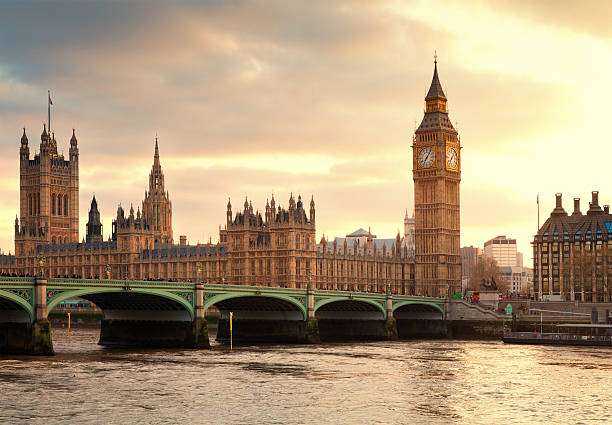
{"left": 446, "top": 147, "right": 458, "bottom": 169}
{"left": 418, "top": 148, "right": 434, "bottom": 168}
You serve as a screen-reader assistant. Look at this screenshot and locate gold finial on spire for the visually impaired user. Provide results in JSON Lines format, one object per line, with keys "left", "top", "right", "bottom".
{"left": 434, "top": 50, "right": 438, "bottom": 63}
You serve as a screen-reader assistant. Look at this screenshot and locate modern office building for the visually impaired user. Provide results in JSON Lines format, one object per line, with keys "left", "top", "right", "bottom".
{"left": 484, "top": 235, "right": 519, "bottom": 267}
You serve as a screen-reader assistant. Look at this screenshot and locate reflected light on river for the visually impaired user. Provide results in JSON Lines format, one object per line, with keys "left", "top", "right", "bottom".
{"left": 0, "top": 328, "right": 610, "bottom": 425}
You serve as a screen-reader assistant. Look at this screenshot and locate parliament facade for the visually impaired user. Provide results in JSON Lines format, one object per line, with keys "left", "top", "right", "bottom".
{"left": 0, "top": 61, "right": 461, "bottom": 297}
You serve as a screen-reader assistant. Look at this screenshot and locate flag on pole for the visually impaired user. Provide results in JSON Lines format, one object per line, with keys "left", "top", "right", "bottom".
{"left": 48, "top": 91, "right": 53, "bottom": 105}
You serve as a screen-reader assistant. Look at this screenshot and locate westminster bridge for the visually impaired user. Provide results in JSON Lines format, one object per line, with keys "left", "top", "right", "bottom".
{"left": 0, "top": 277, "right": 447, "bottom": 354}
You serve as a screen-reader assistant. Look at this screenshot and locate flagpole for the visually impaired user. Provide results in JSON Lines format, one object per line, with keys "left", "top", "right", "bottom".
{"left": 47, "top": 90, "right": 51, "bottom": 133}
{"left": 537, "top": 192, "right": 540, "bottom": 232}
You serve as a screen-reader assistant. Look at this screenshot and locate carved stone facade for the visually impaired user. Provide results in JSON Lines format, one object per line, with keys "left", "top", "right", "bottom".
{"left": 142, "top": 139, "right": 173, "bottom": 244}
{"left": 413, "top": 60, "right": 461, "bottom": 297}
{"left": 15, "top": 125, "right": 79, "bottom": 258}
{"left": 3, "top": 60, "right": 456, "bottom": 296}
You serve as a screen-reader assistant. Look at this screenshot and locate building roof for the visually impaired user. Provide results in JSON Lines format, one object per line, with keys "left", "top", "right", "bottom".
{"left": 346, "top": 228, "right": 374, "bottom": 237}
{"left": 536, "top": 192, "right": 612, "bottom": 242}
{"left": 426, "top": 61, "right": 447, "bottom": 100}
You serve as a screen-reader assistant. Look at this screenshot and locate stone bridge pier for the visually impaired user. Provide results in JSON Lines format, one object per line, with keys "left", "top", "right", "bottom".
{"left": 1, "top": 278, "right": 210, "bottom": 354}
{"left": 0, "top": 278, "right": 53, "bottom": 355}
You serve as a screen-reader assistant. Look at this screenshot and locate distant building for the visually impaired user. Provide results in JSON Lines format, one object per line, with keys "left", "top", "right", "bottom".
{"left": 533, "top": 192, "right": 612, "bottom": 303}
{"left": 460, "top": 245, "right": 481, "bottom": 280}
{"left": 402, "top": 209, "right": 415, "bottom": 252}
{"left": 484, "top": 235, "right": 519, "bottom": 267}
{"left": 499, "top": 266, "right": 533, "bottom": 296}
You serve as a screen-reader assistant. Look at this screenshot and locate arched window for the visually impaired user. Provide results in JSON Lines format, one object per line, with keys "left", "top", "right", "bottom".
{"left": 51, "top": 194, "right": 56, "bottom": 215}
{"left": 52, "top": 236, "right": 56, "bottom": 244}
{"left": 57, "top": 195, "right": 62, "bottom": 216}
{"left": 64, "top": 196, "right": 68, "bottom": 216}
{"left": 296, "top": 234, "right": 300, "bottom": 250}
{"left": 28, "top": 194, "right": 32, "bottom": 216}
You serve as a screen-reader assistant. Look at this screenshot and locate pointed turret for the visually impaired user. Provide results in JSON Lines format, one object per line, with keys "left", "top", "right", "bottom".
{"left": 425, "top": 58, "right": 446, "bottom": 101}
{"left": 86, "top": 194, "right": 103, "bottom": 244}
{"left": 154, "top": 136, "right": 160, "bottom": 166}
{"left": 416, "top": 56, "right": 456, "bottom": 133}
{"left": 309, "top": 195, "right": 315, "bottom": 224}
{"left": 41, "top": 123, "right": 48, "bottom": 141}
{"left": 70, "top": 128, "right": 77, "bottom": 146}
{"left": 143, "top": 136, "right": 173, "bottom": 242}
{"left": 21, "top": 128, "right": 28, "bottom": 147}
{"left": 20, "top": 128, "right": 30, "bottom": 164}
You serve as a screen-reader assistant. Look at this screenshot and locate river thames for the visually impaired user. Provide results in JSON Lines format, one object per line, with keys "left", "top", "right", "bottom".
{"left": 1, "top": 328, "right": 610, "bottom": 425}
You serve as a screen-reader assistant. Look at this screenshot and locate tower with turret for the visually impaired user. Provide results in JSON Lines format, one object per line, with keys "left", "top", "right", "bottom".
{"left": 15, "top": 124, "right": 79, "bottom": 257}
{"left": 142, "top": 138, "right": 173, "bottom": 245}
{"left": 412, "top": 57, "right": 461, "bottom": 296}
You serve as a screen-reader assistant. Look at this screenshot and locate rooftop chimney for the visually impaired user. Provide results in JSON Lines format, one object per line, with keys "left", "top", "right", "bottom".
{"left": 179, "top": 235, "right": 187, "bottom": 246}
{"left": 605, "top": 205, "right": 610, "bottom": 214}
{"left": 552, "top": 193, "right": 567, "bottom": 215}
{"left": 573, "top": 198, "right": 581, "bottom": 215}
{"left": 587, "top": 191, "right": 603, "bottom": 215}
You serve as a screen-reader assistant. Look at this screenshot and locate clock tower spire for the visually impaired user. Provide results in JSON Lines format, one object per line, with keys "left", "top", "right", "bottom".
{"left": 412, "top": 57, "right": 461, "bottom": 297}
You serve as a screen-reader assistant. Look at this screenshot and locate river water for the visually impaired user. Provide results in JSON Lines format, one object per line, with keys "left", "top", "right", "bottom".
{"left": 0, "top": 328, "right": 610, "bottom": 425}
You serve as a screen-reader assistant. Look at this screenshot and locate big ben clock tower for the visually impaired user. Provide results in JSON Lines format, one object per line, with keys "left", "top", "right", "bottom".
{"left": 413, "top": 57, "right": 461, "bottom": 297}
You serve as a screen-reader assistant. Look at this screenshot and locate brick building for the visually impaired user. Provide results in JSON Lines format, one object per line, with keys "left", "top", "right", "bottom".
{"left": 533, "top": 192, "right": 612, "bottom": 302}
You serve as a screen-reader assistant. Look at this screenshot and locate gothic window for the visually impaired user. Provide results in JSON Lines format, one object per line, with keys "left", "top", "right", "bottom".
{"left": 57, "top": 195, "right": 62, "bottom": 216}
{"left": 28, "top": 194, "right": 32, "bottom": 216}
{"left": 296, "top": 261, "right": 301, "bottom": 275}
{"left": 306, "top": 236, "right": 310, "bottom": 249}
{"left": 52, "top": 237, "right": 56, "bottom": 244}
{"left": 64, "top": 196, "right": 68, "bottom": 216}
{"left": 51, "top": 194, "right": 56, "bottom": 215}
{"left": 296, "top": 235, "right": 300, "bottom": 250}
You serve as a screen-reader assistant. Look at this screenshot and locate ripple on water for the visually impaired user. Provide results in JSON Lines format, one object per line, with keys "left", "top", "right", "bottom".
{"left": 0, "top": 328, "right": 611, "bottom": 425}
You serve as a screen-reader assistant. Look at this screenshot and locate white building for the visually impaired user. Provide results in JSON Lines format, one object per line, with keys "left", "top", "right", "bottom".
{"left": 499, "top": 266, "right": 533, "bottom": 295}
{"left": 484, "top": 235, "right": 519, "bottom": 267}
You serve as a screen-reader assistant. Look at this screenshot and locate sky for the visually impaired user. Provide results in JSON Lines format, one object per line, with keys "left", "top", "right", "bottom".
{"left": 1, "top": 0, "right": 612, "bottom": 262}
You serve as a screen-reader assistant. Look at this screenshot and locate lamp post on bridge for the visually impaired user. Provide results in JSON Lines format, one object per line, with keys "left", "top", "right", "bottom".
{"left": 196, "top": 263, "right": 202, "bottom": 283}
{"left": 37, "top": 255, "right": 46, "bottom": 278}
{"left": 105, "top": 264, "right": 111, "bottom": 280}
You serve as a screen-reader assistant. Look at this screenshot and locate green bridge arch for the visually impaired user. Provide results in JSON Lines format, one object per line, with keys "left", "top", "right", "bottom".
{"left": 204, "top": 292, "right": 307, "bottom": 320}
{"left": 46, "top": 288, "right": 195, "bottom": 320}
{"left": 314, "top": 297, "right": 387, "bottom": 319}
{"left": 0, "top": 289, "right": 35, "bottom": 322}
{"left": 392, "top": 300, "right": 445, "bottom": 320}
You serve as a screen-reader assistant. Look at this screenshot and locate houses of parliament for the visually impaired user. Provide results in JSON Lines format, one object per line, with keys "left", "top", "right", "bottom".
{"left": 0, "top": 61, "right": 462, "bottom": 297}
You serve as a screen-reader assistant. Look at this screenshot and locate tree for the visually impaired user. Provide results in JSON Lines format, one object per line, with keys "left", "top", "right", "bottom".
{"left": 467, "top": 256, "right": 509, "bottom": 294}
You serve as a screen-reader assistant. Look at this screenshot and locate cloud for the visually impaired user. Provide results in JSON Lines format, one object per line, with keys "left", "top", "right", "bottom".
{"left": 0, "top": 0, "right": 611, "bottom": 266}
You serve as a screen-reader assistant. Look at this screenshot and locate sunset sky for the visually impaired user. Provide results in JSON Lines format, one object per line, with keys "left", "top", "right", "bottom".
{"left": 1, "top": 1, "right": 611, "bottom": 261}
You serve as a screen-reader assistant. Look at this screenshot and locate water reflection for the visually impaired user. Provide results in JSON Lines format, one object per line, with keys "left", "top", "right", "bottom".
{"left": 0, "top": 328, "right": 610, "bottom": 425}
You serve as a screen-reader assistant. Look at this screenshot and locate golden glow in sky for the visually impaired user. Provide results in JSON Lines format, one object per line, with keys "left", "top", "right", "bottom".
{"left": 1, "top": 0, "right": 611, "bottom": 261}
